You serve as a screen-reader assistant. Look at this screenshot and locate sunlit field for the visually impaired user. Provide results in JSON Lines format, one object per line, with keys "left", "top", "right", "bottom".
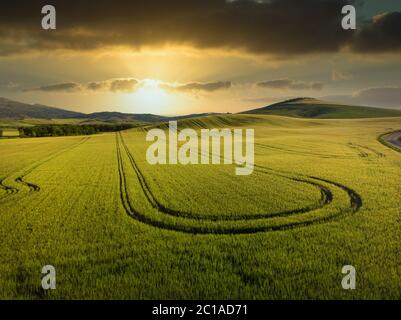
{"left": 0, "top": 114, "right": 400, "bottom": 299}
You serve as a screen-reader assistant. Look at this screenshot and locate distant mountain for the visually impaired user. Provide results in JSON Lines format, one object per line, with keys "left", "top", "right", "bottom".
{"left": 87, "top": 111, "right": 221, "bottom": 123}
{"left": 242, "top": 97, "right": 401, "bottom": 119}
{"left": 6, "top": 95, "right": 400, "bottom": 125}
{"left": 0, "top": 97, "right": 221, "bottom": 124}
{"left": 0, "top": 97, "right": 85, "bottom": 119}
{"left": 86, "top": 112, "right": 167, "bottom": 123}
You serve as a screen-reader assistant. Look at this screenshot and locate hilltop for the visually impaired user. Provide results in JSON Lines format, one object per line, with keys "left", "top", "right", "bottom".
{"left": 242, "top": 98, "right": 401, "bottom": 119}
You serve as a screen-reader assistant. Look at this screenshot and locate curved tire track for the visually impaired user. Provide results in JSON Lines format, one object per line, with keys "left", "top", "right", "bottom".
{"left": 116, "top": 132, "right": 363, "bottom": 235}
{"left": 0, "top": 137, "right": 90, "bottom": 203}
{"left": 119, "top": 132, "right": 332, "bottom": 221}
{"left": 14, "top": 137, "right": 90, "bottom": 193}
{"left": 0, "top": 179, "right": 18, "bottom": 195}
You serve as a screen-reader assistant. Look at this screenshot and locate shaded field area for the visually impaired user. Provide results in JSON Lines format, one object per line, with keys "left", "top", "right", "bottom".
{"left": 0, "top": 115, "right": 401, "bottom": 299}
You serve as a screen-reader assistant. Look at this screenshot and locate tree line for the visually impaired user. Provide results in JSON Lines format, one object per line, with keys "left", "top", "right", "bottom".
{"left": 18, "top": 124, "right": 137, "bottom": 137}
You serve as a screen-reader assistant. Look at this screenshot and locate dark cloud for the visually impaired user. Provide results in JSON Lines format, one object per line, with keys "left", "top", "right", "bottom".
{"left": 162, "top": 81, "right": 232, "bottom": 92}
{"left": 21, "top": 78, "right": 230, "bottom": 94}
{"left": 24, "top": 82, "right": 82, "bottom": 92}
{"left": 86, "top": 81, "right": 109, "bottom": 91}
{"left": 86, "top": 79, "right": 138, "bottom": 92}
{"left": 109, "top": 79, "right": 138, "bottom": 92}
{"left": 257, "top": 79, "right": 324, "bottom": 90}
{"left": 0, "top": 0, "right": 365, "bottom": 56}
{"left": 23, "top": 79, "right": 138, "bottom": 93}
{"left": 351, "top": 11, "right": 401, "bottom": 53}
{"left": 322, "top": 87, "right": 401, "bottom": 108}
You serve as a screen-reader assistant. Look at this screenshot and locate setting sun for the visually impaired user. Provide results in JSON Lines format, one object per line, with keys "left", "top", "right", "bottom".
{"left": 130, "top": 79, "right": 170, "bottom": 114}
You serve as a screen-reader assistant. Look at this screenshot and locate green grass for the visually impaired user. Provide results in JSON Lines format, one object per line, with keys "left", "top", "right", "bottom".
{"left": 0, "top": 114, "right": 401, "bottom": 299}
{"left": 0, "top": 117, "right": 147, "bottom": 128}
{"left": 0, "top": 118, "right": 83, "bottom": 127}
{"left": 0, "top": 128, "right": 20, "bottom": 137}
{"left": 243, "top": 98, "right": 401, "bottom": 119}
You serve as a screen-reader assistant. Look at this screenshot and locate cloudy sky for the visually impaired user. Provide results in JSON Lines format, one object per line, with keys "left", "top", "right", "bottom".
{"left": 1, "top": 0, "right": 401, "bottom": 115}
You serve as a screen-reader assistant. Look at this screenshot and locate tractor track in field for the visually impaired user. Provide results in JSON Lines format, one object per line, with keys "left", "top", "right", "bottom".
{"left": 346, "top": 143, "right": 385, "bottom": 159}
{"left": 354, "top": 144, "right": 385, "bottom": 158}
{"left": 119, "top": 132, "right": 333, "bottom": 221}
{"left": 0, "top": 137, "right": 91, "bottom": 237}
{"left": 255, "top": 165, "right": 362, "bottom": 219}
{"left": 116, "top": 132, "right": 363, "bottom": 235}
{"left": 0, "top": 137, "right": 90, "bottom": 202}
{"left": 254, "top": 142, "right": 350, "bottom": 159}
{"left": 0, "top": 179, "right": 18, "bottom": 195}
{"left": 15, "top": 178, "right": 40, "bottom": 192}
{"left": 116, "top": 132, "right": 178, "bottom": 232}
{"left": 14, "top": 137, "right": 90, "bottom": 193}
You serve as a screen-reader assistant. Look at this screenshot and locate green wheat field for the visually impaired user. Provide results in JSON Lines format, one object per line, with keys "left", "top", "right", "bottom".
{"left": 0, "top": 114, "right": 400, "bottom": 299}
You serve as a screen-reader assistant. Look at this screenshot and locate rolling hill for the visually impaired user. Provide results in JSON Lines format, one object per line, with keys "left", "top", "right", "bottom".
{"left": 2, "top": 96, "right": 401, "bottom": 128}
{"left": 0, "top": 97, "right": 220, "bottom": 125}
{"left": 242, "top": 97, "right": 401, "bottom": 119}
{"left": 86, "top": 111, "right": 220, "bottom": 123}
{"left": 0, "top": 97, "right": 85, "bottom": 119}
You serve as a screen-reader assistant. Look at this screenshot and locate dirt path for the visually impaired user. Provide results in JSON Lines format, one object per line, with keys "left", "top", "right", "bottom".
{"left": 384, "top": 131, "right": 401, "bottom": 150}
